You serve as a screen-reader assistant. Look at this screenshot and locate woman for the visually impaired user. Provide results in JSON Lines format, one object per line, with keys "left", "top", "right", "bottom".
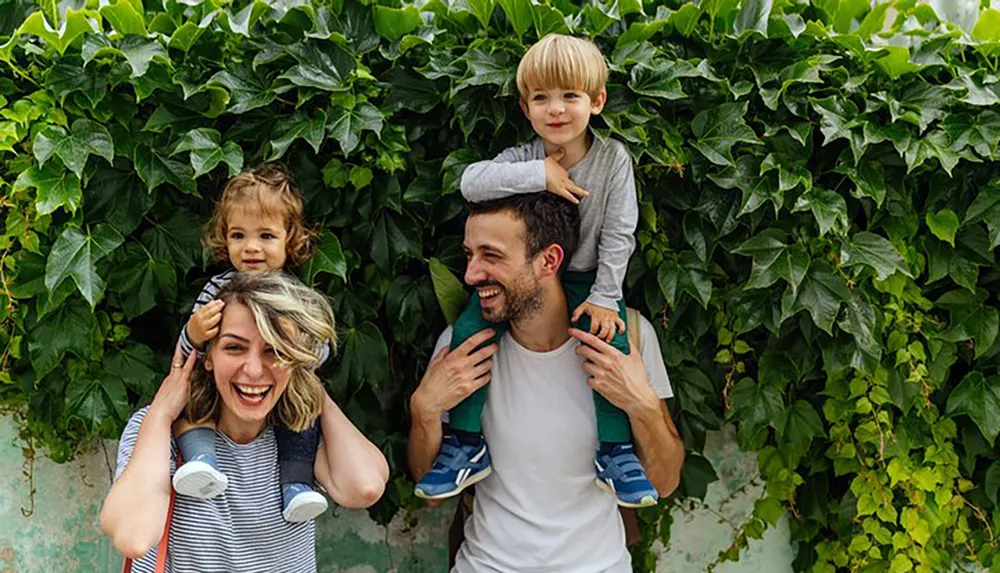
{"left": 101, "top": 272, "right": 389, "bottom": 572}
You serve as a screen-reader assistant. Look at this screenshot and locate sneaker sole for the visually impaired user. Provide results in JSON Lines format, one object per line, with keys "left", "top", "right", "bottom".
{"left": 414, "top": 466, "right": 493, "bottom": 501}
{"left": 173, "top": 461, "right": 229, "bottom": 499}
{"left": 595, "top": 478, "right": 658, "bottom": 509}
{"left": 283, "top": 491, "right": 329, "bottom": 523}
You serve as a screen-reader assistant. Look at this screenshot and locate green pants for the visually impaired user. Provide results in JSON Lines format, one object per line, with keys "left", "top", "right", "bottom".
{"left": 448, "top": 271, "right": 632, "bottom": 443}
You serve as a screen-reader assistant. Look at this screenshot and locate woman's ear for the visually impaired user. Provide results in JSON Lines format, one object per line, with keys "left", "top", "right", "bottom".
{"left": 204, "top": 353, "right": 214, "bottom": 372}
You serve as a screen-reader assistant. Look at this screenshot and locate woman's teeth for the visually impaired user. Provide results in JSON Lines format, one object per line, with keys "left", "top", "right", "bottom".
{"left": 235, "top": 384, "right": 270, "bottom": 401}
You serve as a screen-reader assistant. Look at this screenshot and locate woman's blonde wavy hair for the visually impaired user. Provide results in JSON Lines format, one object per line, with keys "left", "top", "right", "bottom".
{"left": 185, "top": 272, "right": 336, "bottom": 432}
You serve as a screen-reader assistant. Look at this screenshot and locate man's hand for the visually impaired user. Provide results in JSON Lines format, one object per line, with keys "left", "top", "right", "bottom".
{"left": 569, "top": 328, "right": 658, "bottom": 417}
{"left": 410, "top": 329, "right": 499, "bottom": 423}
{"left": 545, "top": 148, "right": 589, "bottom": 204}
{"left": 571, "top": 302, "right": 625, "bottom": 343}
{"left": 187, "top": 299, "right": 225, "bottom": 348}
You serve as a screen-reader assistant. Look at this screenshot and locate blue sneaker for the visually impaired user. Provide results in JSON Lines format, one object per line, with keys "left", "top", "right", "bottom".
{"left": 595, "top": 444, "right": 658, "bottom": 508}
{"left": 282, "top": 482, "right": 328, "bottom": 523}
{"left": 172, "top": 453, "right": 228, "bottom": 499}
{"left": 414, "top": 435, "right": 492, "bottom": 500}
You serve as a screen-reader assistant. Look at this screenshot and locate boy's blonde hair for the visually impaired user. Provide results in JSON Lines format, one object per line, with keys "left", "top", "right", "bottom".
{"left": 516, "top": 34, "right": 608, "bottom": 100}
{"left": 186, "top": 272, "right": 336, "bottom": 432}
{"left": 204, "top": 165, "right": 314, "bottom": 267}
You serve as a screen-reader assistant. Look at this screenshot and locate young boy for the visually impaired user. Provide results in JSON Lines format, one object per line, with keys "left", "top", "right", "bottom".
{"left": 414, "top": 33, "right": 656, "bottom": 508}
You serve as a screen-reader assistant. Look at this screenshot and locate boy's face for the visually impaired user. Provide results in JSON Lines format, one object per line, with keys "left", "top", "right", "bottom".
{"left": 226, "top": 207, "right": 289, "bottom": 272}
{"left": 520, "top": 86, "right": 606, "bottom": 148}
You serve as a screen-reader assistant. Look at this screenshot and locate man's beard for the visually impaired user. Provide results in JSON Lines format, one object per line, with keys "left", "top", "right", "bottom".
{"left": 477, "top": 268, "right": 543, "bottom": 324}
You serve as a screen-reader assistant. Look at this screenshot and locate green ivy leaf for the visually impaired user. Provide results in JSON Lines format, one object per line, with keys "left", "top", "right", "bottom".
{"left": 925, "top": 209, "right": 960, "bottom": 247}
{"left": 303, "top": 231, "right": 348, "bottom": 282}
{"left": 67, "top": 376, "right": 128, "bottom": 429}
{"left": 792, "top": 187, "right": 848, "bottom": 237}
{"left": 45, "top": 224, "right": 123, "bottom": 308}
{"left": 210, "top": 64, "right": 277, "bottom": 114}
{"left": 811, "top": 96, "right": 865, "bottom": 163}
{"left": 733, "top": 229, "right": 809, "bottom": 293}
{"left": 497, "top": 0, "right": 532, "bottom": 39}
{"left": 172, "top": 128, "right": 243, "bottom": 178}
{"left": 28, "top": 297, "right": 97, "bottom": 377}
{"left": 279, "top": 42, "right": 355, "bottom": 92}
{"left": 691, "top": 101, "right": 760, "bottom": 167}
{"left": 676, "top": 453, "right": 717, "bottom": 501}
{"left": 140, "top": 210, "right": 202, "bottom": 274}
{"left": 729, "top": 377, "right": 785, "bottom": 432}
{"left": 99, "top": 0, "right": 146, "bottom": 36}
{"left": 118, "top": 36, "right": 168, "bottom": 78}
{"left": 104, "top": 342, "right": 160, "bottom": 400}
{"left": 733, "top": 0, "right": 771, "bottom": 38}
{"left": 780, "top": 266, "right": 850, "bottom": 334}
{"left": 839, "top": 232, "right": 911, "bottom": 280}
{"left": 627, "top": 63, "right": 686, "bottom": 100}
{"left": 330, "top": 321, "right": 389, "bottom": 397}
{"left": 946, "top": 372, "right": 1000, "bottom": 445}
{"left": 429, "top": 258, "right": 467, "bottom": 325}
{"left": 985, "top": 461, "right": 1000, "bottom": 506}
{"left": 269, "top": 110, "right": 327, "bottom": 160}
{"left": 33, "top": 119, "right": 114, "bottom": 177}
{"left": 17, "top": 9, "right": 97, "bottom": 55}
{"left": 964, "top": 181, "right": 1000, "bottom": 249}
{"left": 838, "top": 291, "right": 880, "bottom": 359}
{"left": 85, "top": 164, "right": 153, "bottom": 236}
{"left": 937, "top": 289, "right": 999, "bottom": 358}
{"left": 374, "top": 5, "right": 422, "bottom": 41}
{"left": 656, "top": 252, "right": 712, "bottom": 309}
{"left": 328, "top": 102, "right": 383, "bottom": 155}
{"left": 13, "top": 162, "right": 82, "bottom": 216}
{"left": 778, "top": 400, "right": 825, "bottom": 449}
{"left": 107, "top": 242, "right": 177, "bottom": 319}
{"left": 133, "top": 144, "right": 197, "bottom": 195}
{"left": 707, "top": 155, "right": 782, "bottom": 217}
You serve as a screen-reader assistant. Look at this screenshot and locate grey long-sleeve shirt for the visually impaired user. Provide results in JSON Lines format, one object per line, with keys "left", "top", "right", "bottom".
{"left": 460, "top": 136, "right": 638, "bottom": 310}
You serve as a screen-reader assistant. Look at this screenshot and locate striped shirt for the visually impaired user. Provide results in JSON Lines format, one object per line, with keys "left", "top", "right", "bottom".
{"left": 115, "top": 407, "right": 317, "bottom": 573}
{"left": 177, "top": 270, "right": 331, "bottom": 365}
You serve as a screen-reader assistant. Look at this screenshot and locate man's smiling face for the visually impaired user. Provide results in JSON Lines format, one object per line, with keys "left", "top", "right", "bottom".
{"left": 463, "top": 210, "right": 544, "bottom": 324}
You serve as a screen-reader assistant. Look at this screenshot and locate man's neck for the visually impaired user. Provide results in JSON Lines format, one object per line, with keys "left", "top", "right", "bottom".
{"left": 542, "top": 130, "right": 592, "bottom": 170}
{"left": 508, "top": 284, "right": 571, "bottom": 352}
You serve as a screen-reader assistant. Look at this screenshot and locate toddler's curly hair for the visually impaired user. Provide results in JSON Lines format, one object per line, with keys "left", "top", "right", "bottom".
{"left": 203, "top": 165, "right": 314, "bottom": 267}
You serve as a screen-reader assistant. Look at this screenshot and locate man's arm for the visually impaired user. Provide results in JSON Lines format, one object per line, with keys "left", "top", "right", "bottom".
{"left": 570, "top": 327, "right": 684, "bottom": 497}
{"left": 629, "top": 399, "right": 685, "bottom": 496}
{"left": 407, "top": 329, "right": 499, "bottom": 481}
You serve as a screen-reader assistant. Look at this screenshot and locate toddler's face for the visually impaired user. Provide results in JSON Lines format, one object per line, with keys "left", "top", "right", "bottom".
{"left": 225, "top": 208, "right": 289, "bottom": 272}
{"left": 520, "top": 86, "right": 605, "bottom": 148}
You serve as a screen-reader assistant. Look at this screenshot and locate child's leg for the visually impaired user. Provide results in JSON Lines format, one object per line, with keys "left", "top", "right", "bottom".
{"left": 414, "top": 293, "right": 501, "bottom": 500}
{"left": 172, "top": 417, "right": 228, "bottom": 499}
{"left": 447, "top": 291, "right": 506, "bottom": 436}
{"left": 275, "top": 421, "right": 328, "bottom": 522}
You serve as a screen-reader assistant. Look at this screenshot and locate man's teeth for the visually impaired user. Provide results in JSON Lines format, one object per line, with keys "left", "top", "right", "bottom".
{"left": 236, "top": 385, "right": 269, "bottom": 395}
{"left": 480, "top": 288, "right": 501, "bottom": 298}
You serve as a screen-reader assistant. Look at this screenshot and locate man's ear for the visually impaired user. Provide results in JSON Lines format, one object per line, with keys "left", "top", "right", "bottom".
{"left": 537, "top": 243, "right": 566, "bottom": 280}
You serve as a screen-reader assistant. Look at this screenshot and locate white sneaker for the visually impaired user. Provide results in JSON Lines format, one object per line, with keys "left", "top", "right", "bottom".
{"left": 282, "top": 486, "right": 329, "bottom": 523}
{"left": 173, "top": 459, "right": 228, "bottom": 499}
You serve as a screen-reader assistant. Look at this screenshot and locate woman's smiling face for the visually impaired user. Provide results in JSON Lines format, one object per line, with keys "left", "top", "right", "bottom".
{"left": 206, "top": 301, "right": 292, "bottom": 431}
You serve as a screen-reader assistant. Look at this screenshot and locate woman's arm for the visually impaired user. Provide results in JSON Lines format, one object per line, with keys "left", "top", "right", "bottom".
{"left": 100, "top": 350, "right": 196, "bottom": 558}
{"left": 313, "top": 394, "right": 389, "bottom": 508}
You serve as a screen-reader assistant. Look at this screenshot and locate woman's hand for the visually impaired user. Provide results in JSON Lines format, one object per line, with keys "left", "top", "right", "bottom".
{"left": 151, "top": 346, "right": 197, "bottom": 423}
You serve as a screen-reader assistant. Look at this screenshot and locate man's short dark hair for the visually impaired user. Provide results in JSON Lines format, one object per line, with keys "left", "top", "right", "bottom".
{"left": 467, "top": 193, "right": 580, "bottom": 272}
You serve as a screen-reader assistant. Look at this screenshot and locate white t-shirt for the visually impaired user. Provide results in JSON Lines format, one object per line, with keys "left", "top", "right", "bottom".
{"left": 446, "top": 314, "right": 673, "bottom": 573}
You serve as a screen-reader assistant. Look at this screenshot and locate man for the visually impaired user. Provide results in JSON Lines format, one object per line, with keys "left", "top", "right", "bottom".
{"left": 408, "top": 193, "right": 684, "bottom": 572}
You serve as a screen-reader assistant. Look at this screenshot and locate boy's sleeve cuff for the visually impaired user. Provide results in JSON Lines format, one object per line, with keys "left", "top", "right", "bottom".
{"left": 584, "top": 293, "right": 621, "bottom": 313}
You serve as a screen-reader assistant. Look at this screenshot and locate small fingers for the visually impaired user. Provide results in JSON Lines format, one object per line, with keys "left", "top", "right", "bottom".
{"left": 570, "top": 183, "right": 590, "bottom": 198}
{"left": 615, "top": 316, "right": 626, "bottom": 335}
{"left": 570, "top": 306, "right": 585, "bottom": 323}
